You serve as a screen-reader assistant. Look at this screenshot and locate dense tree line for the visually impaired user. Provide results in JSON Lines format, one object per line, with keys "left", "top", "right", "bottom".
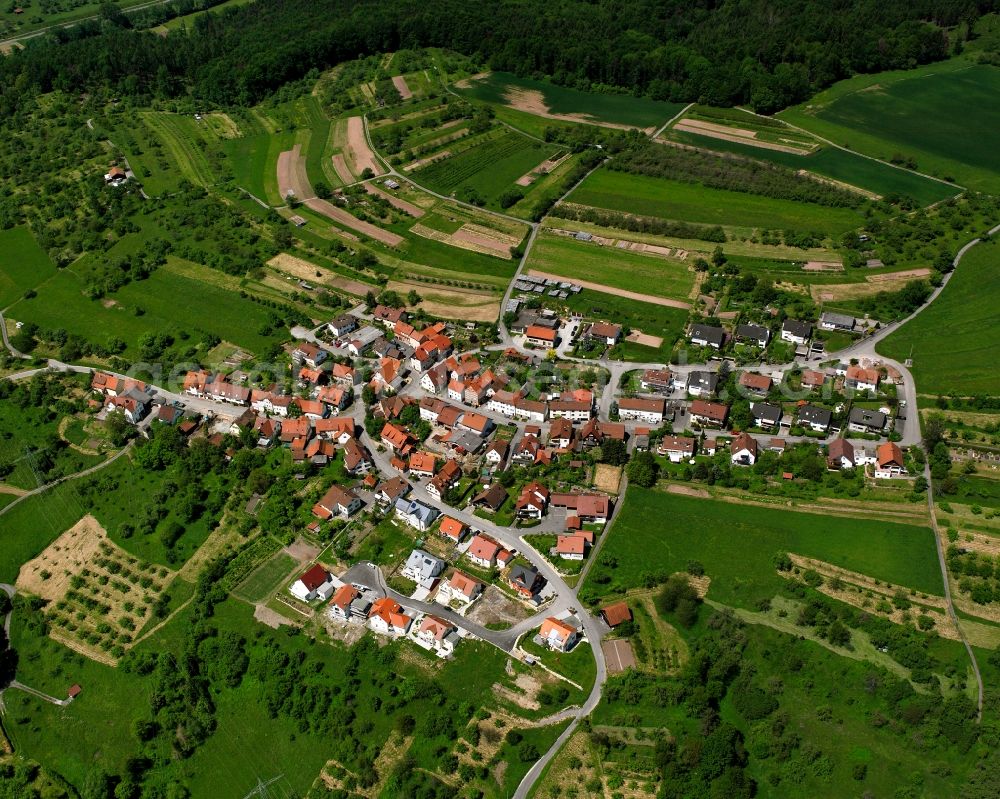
{"left": 0, "top": 0, "right": 987, "bottom": 114}
{"left": 549, "top": 203, "right": 726, "bottom": 243}
{"left": 609, "top": 141, "right": 866, "bottom": 208}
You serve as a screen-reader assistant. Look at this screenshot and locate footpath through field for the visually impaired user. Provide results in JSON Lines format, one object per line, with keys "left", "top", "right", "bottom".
{"left": 525, "top": 269, "right": 692, "bottom": 310}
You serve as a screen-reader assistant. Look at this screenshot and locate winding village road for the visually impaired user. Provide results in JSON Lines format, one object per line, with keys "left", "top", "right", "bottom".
{"left": 0, "top": 127, "right": 996, "bottom": 799}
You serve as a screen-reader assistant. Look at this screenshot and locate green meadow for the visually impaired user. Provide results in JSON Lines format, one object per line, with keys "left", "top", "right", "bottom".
{"left": 668, "top": 128, "right": 957, "bottom": 207}
{"left": 0, "top": 226, "right": 58, "bottom": 308}
{"left": 455, "top": 71, "right": 686, "bottom": 130}
{"left": 569, "top": 169, "right": 863, "bottom": 235}
{"left": 525, "top": 230, "right": 695, "bottom": 302}
{"left": 878, "top": 241, "right": 1000, "bottom": 396}
{"left": 584, "top": 487, "right": 942, "bottom": 608}
{"left": 781, "top": 61, "right": 1000, "bottom": 192}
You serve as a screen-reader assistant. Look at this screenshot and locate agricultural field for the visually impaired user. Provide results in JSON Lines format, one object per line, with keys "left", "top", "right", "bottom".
{"left": 413, "top": 127, "right": 558, "bottom": 210}
{"left": 525, "top": 229, "right": 695, "bottom": 303}
{"left": 667, "top": 116, "right": 958, "bottom": 207}
{"left": 779, "top": 60, "right": 1000, "bottom": 193}
{"left": 878, "top": 241, "right": 1000, "bottom": 396}
{"left": 0, "top": 0, "right": 156, "bottom": 38}
{"left": 0, "top": 225, "right": 58, "bottom": 308}
{"left": 582, "top": 486, "right": 942, "bottom": 609}
{"left": 568, "top": 168, "right": 864, "bottom": 236}
{"left": 453, "top": 71, "right": 686, "bottom": 131}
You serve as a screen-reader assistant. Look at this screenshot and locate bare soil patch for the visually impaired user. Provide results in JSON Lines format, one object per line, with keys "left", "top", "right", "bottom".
{"left": 526, "top": 269, "right": 692, "bottom": 310}
{"left": 625, "top": 329, "right": 663, "bottom": 347}
{"left": 364, "top": 182, "right": 424, "bottom": 217}
{"left": 593, "top": 463, "right": 622, "bottom": 494}
{"left": 803, "top": 261, "right": 844, "bottom": 271}
{"left": 466, "top": 585, "right": 533, "bottom": 627}
{"left": 452, "top": 226, "right": 515, "bottom": 257}
{"left": 331, "top": 153, "right": 354, "bottom": 184}
{"left": 303, "top": 197, "right": 403, "bottom": 246}
{"left": 17, "top": 515, "right": 109, "bottom": 601}
{"left": 345, "top": 116, "right": 383, "bottom": 177}
{"left": 205, "top": 112, "right": 241, "bottom": 139}
{"left": 453, "top": 71, "right": 492, "bottom": 90}
{"left": 603, "top": 638, "right": 637, "bottom": 674}
{"left": 504, "top": 87, "right": 652, "bottom": 133}
{"left": 673, "top": 118, "right": 813, "bottom": 154}
{"left": 391, "top": 75, "right": 412, "bottom": 100}
{"left": 810, "top": 268, "right": 932, "bottom": 302}
{"left": 515, "top": 152, "right": 570, "bottom": 186}
{"left": 665, "top": 483, "right": 710, "bottom": 498}
{"left": 386, "top": 279, "right": 500, "bottom": 322}
{"left": 277, "top": 144, "right": 310, "bottom": 200}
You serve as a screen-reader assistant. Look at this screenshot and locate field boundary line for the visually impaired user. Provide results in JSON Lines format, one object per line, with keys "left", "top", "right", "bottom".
{"left": 651, "top": 102, "right": 693, "bottom": 139}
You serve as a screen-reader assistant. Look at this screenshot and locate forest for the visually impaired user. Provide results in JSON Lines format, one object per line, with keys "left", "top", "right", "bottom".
{"left": 0, "top": 0, "right": 988, "bottom": 115}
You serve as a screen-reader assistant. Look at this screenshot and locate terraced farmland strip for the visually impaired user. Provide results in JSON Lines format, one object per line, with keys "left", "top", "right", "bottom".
{"left": 417, "top": 131, "right": 534, "bottom": 190}
{"left": 141, "top": 112, "right": 216, "bottom": 187}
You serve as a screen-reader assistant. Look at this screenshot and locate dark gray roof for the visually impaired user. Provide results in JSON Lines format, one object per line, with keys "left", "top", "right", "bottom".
{"left": 687, "top": 371, "right": 719, "bottom": 391}
{"left": 689, "top": 324, "right": 725, "bottom": 347}
{"left": 752, "top": 402, "right": 782, "bottom": 426}
{"left": 782, "top": 319, "right": 813, "bottom": 338}
{"left": 509, "top": 564, "right": 540, "bottom": 589}
{"left": 849, "top": 407, "right": 887, "bottom": 429}
{"left": 798, "top": 404, "right": 832, "bottom": 427}
{"left": 735, "top": 323, "right": 770, "bottom": 343}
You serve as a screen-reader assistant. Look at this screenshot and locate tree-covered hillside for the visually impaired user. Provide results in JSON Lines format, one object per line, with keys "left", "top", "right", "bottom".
{"left": 0, "top": 0, "right": 992, "bottom": 114}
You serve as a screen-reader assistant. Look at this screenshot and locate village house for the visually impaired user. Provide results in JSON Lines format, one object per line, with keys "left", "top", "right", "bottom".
{"left": 548, "top": 399, "right": 593, "bottom": 421}
{"left": 819, "top": 312, "right": 855, "bottom": 332}
{"left": 438, "top": 516, "right": 468, "bottom": 544}
{"left": 279, "top": 417, "right": 312, "bottom": 445}
{"left": 516, "top": 482, "right": 550, "bottom": 519}
{"left": 639, "top": 369, "right": 674, "bottom": 394}
{"left": 467, "top": 534, "right": 503, "bottom": 569}
{"left": 525, "top": 324, "right": 558, "bottom": 348}
{"left": 317, "top": 385, "right": 350, "bottom": 412}
{"left": 601, "top": 602, "right": 632, "bottom": 628}
{"left": 658, "top": 435, "right": 697, "bottom": 462}
{"left": 327, "top": 313, "right": 359, "bottom": 337}
{"left": 482, "top": 439, "right": 509, "bottom": 470}
{"left": 781, "top": 319, "right": 813, "bottom": 346}
{"left": 686, "top": 371, "right": 719, "bottom": 397}
{"left": 343, "top": 437, "right": 373, "bottom": 475}
{"left": 414, "top": 615, "right": 460, "bottom": 657}
{"left": 751, "top": 402, "right": 782, "bottom": 430}
{"left": 457, "top": 411, "right": 493, "bottom": 437}
{"left": 617, "top": 397, "right": 665, "bottom": 424}
{"left": 508, "top": 564, "right": 543, "bottom": 599}
{"left": 548, "top": 418, "right": 575, "bottom": 450}
{"left": 846, "top": 365, "right": 880, "bottom": 393}
{"left": 848, "top": 407, "right": 888, "bottom": 434}
{"left": 375, "top": 475, "right": 410, "bottom": 505}
{"left": 294, "top": 397, "right": 328, "bottom": 420}
{"left": 688, "top": 323, "right": 725, "bottom": 350}
{"left": 550, "top": 493, "right": 610, "bottom": 523}
{"left": 426, "top": 458, "right": 462, "bottom": 501}
{"left": 800, "top": 370, "right": 827, "bottom": 390}
{"left": 538, "top": 617, "right": 578, "bottom": 651}
{"left": 394, "top": 498, "right": 439, "bottom": 532}
{"left": 401, "top": 549, "right": 446, "bottom": 588}
{"left": 253, "top": 415, "right": 281, "bottom": 447}
{"left": 798, "top": 404, "right": 832, "bottom": 433}
{"left": 555, "top": 534, "right": 588, "bottom": 560}
{"left": 730, "top": 432, "right": 758, "bottom": 466}
{"left": 408, "top": 451, "right": 438, "bottom": 479}
{"left": 437, "top": 570, "right": 483, "bottom": 605}
{"left": 369, "top": 597, "right": 412, "bottom": 637}
{"left": 312, "top": 485, "right": 364, "bottom": 519}
{"left": 827, "top": 438, "right": 855, "bottom": 470}
{"left": 314, "top": 417, "right": 355, "bottom": 443}
{"left": 512, "top": 398, "right": 548, "bottom": 423}
{"left": 289, "top": 564, "right": 336, "bottom": 602}
{"left": 373, "top": 305, "right": 407, "bottom": 327}
{"left": 329, "top": 584, "right": 373, "bottom": 622}
{"left": 472, "top": 484, "right": 508, "bottom": 514}
{"left": 586, "top": 321, "right": 622, "bottom": 346}
{"left": 874, "top": 442, "right": 906, "bottom": 479}
{"left": 330, "top": 363, "right": 356, "bottom": 386}
{"left": 689, "top": 399, "right": 729, "bottom": 428}
{"left": 739, "top": 372, "right": 772, "bottom": 395}
{"left": 381, "top": 422, "right": 416, "bottom": 455}
{"left": 292, "top": 342, "right": 328, "bottom": 369}
{"left": 734, "top": 323, "right": 771, "bottom": 348}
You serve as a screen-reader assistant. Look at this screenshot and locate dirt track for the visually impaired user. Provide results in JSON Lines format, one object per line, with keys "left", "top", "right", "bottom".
{"left": 365, "top": 182, "right": 424, "bottom": 217}
{"left": 392, "top": 75, "right": 412, "bottom": 100}
{"left": 526, "top": 269, "right": 692, "bottom": 310}
{"left": 346, "top": 116, "right": 383, "bottom": 176}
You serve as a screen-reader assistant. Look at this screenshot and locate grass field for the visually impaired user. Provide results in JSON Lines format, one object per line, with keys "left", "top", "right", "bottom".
{"left": 780, "top": 61, "right": 1000, "bottom": 192}
{"left": 141, "top": 112, "right": 218, "bottom": 187}
{"left": 877, "top": 241, "right": 1000, "bottom": 396}
{"left": 525, "top": 230, "right": 695, "bottom": 302}
{"left": 0, "top": 226, "right": 58, "bottom": 308}
{"left": 569, "top": 169, "right": 864, "bottom": 236}
{"left": 454, "top": 71, "right": 686, "bottom": 130}
{"left": 9, "top": 257, "right": 286, "bottom": 357}
{"left": 232, "top": 552, "right": 297, "bottom": 602}
{"left": 583, "top": 487, "right": 942, "bottom": 608}
{"left": 667, "top": 127, "right": 957, "bottom": 207}
{"left": 559, "top": 289, "right": 688, "bottom": 361}
{"left": 415, "top": 128, "right": 554, "bottom": 208}
{"left": 222, "top": 130, "right": 296, "bottom": 202}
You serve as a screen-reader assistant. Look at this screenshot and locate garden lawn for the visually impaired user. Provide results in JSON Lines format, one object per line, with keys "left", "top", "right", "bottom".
{"left": 232, "top": 552, "right": 297, "bottom": 603}
{"left": 877, "top": 242, "right": 1000, "bottom": 396}
{"left": 525, "top": 230, "right": 695, "bottom": 302}
{"left": 584, "top": 486, "right": 942, "bottom": 608}
{"left": 560, "top": 289, "right": 687, "bottom": 361}
{"left": 455, "top": 71, "right": 686, "bottom": 130}
{"left": 570, "top": 169, "right": 863, "bottom": 236}
{"left": 0, "top": 226, "right": 58, "bottom": 308}
{"left": 780, "top": 61, "right": 1000, "bottom": 193}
